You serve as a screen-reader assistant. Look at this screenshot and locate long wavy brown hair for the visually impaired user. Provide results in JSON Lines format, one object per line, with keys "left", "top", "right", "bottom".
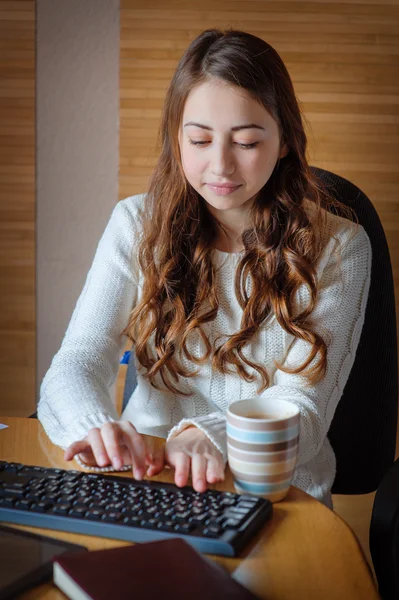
{"left": 121, "top": 28, "right": 354, "bottom": 396}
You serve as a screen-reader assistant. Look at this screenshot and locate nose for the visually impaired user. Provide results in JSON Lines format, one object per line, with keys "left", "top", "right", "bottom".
{"left": 210, "top": 143, "right": 235, "bottom": 177}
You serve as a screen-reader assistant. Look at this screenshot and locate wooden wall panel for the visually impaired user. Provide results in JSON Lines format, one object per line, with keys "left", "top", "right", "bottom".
{"left": 118, "top": 1, "right": 399, "bottom": 411}
{"left": 118, "top": 0, "right": 398, "bottom": 573}
{"left": 0, "top": 0, "right": 35, "bottom": 416}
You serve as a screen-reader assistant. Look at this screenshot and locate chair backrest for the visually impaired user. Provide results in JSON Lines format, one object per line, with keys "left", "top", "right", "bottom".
{"left": 123, "top": 167, "right": 398, "bottom": 494}
{"left": 369, "top": 456, "right": 399, "bottom": 600}
{"left": 310, "top": 167, "right": 398, "bottom": 494}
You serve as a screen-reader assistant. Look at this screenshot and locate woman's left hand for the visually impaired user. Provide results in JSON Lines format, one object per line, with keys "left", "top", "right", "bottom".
{"left": 165, "top": 426, "right": 225, "bottom": 493}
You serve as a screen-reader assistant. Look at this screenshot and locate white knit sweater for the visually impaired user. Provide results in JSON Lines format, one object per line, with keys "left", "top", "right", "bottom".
{"left": 38, "top": 193, "right": 372, "bottom": 506}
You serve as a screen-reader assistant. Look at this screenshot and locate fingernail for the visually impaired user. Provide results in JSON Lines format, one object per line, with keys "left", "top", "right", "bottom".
{"left": 134, "top": 468, "right": 144, "bottom": 480}
{"left": 98, "top": 454, "right": 108, "bottom": 466}
{"left": 112, "top": 457, "right": 122, "bottom": 470}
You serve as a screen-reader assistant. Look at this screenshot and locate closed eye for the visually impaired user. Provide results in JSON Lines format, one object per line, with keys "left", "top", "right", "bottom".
{"left": 188, "top": 140, "right": 259, "bottom": 150}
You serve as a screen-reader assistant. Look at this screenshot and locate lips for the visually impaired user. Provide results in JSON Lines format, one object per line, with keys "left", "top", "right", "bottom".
{"left": 206, "top": 183, "right": 242, "bottom": 196}
{"left": 207, "top": 183, "right": 241, "bottom": 189}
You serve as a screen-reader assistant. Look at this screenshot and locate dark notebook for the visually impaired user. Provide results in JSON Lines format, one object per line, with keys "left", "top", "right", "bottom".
{"left": 53, "top": 538, "right": 261, "bottom": 599}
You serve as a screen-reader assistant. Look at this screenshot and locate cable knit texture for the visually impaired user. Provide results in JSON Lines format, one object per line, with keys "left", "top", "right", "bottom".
{"left": 38, "top": 193, "right": 372, "bottom": 506}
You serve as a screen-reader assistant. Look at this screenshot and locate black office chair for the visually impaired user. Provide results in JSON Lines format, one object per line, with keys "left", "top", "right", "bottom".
{"left": 310, "top": 167, "right": 398, "bottom": 497}
{"left": 34, "top": 167, "right": 399, "bottom": 598}
{"left": 309, "top": 167, "right": 398, "bottom": 600}
{"left": 120, "top": 167, "right": 399, "bottom": 599}
{"left": 122, "top": 166, "right": 398, "bottom": 486}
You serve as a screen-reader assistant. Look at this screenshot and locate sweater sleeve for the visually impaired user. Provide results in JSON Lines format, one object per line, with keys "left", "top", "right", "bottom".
{"left": 37, "top": 198, "right": 141, "bottom": 450}
{"left": 167, "top": 223, "right": 372, "bottom": 468}
{"left": 167, "top": 412, "right": 228, "bottom": 463}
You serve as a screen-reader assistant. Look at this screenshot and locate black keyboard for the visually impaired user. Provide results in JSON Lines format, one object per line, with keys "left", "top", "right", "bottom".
{"left": 0, "top": 461, "right": 273, "bottom": 557}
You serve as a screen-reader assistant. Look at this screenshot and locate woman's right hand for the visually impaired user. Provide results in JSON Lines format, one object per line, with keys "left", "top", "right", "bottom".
{"left": 63, "top": 421, "right": 165, "bottom": 480}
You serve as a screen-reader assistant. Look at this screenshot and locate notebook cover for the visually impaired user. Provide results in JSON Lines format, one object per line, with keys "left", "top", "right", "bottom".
{"left": 53, "top": 538, "right": 261, "bottom": 600}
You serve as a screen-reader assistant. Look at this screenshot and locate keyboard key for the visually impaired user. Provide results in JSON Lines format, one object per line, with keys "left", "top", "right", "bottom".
{"left": 46, "top": 473, "right": 61, "bottom": 480}
{"left": 203, "top": 525, "right": 223, "bottom": 538}
{"left": 1, "top": 472, "right": 31, "bottom": 486}
{"left": 69, "top": 507, "right": 87, "bottom": 518}
{"left": 4, "top": 463, "right": 21, "bottom": 472}
{"left": 220, "top": 497, "right": 236, "bottom": 506}
{"left": 171, "top": 510, "right": 191, "bottom": 522}
{"left": 145, "top": 506, "right": 158, "bottom": 515}
{"left": 123, "top": 516, "right": 141, "bottom": 526}
{"left": 191, "top": 507, "right": 203, "bottom": 515}
{"left": 189, "top": 513, "right": 208, "bottom": 525}
{"left": 58, "top": 494, "right": 76, "bottom": 504}
{"left": 51, "top": 503, "right": 71, "bottom": 515}
{"left": 30, "top": 501, "right": 54, "bottom": 513}
{"left": 5, "top": 481, "right": 24, "bottom": 489}
{"left": 173, "top": 523, "right": 195, "bottom": 534}
{"left": 63, "top": 482, "right": 79, "bottom": 490}
{"left": 105, "top": 501, "right": 124, "bottom": 511}
{"left": 16, "top": 499, "right": 32, "bottom": 510}
{"left": 19, "top": 468, "right": 44, "bottom": 478}
{"left": 1, "top": 496, "right": 16, "bottom": 507}
{"left": 25, "top": 492, "right": 42, "bottom": 502}
{"left": 0, "top": 487, "right": 24, "bottom": 498}
{"left": 157, "top": 520, "right": 175, "bottom": 532}
{"left": 101, "top": 511, "right": 122, "bottom": 523}
{"left": 85, "top": 508, "right": 104, "bottom": 520}
{"left": 72, "top": 502, "right": 90, "bottom": 511}
{"left": 223, "top": 518, "right": 242, "bottom": 528}
{"left": 228, "top": 506, "right": 251, "bottom": 515}
{"left": 237, "top": 501, "right": 258, "bottom": 509}
{"left": 141, "top": 518, "right": 158, "bottom": 529}
{"left": 41, "top": 493, "right": 59, "bottom": 502}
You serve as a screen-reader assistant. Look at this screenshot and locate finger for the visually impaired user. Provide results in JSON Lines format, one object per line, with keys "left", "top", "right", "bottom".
{"left": 206, "top": 457, "right": 225, "bottom": 484}
{"left": 87, "top": 428, "right": 111, "bottom": 467}
{"left": 119, "top": 423, "right": 148, "bottom": 478}
{"left": 146, "top": 444, "right": 165, "bottom": 477}
{"left": 100, "top": 423, "right": 125, "bottom": 470}
{"left": 144, "top": 437, "right": 160, "bottom": 465}
{"left": 64, "top": 439, "right": 90, "bottom": 461}
{"left": 172, "top": 453, "right": 191, "bottom": 487}
{"left": 191, "top": 454, "right": 207, "bottom": 493}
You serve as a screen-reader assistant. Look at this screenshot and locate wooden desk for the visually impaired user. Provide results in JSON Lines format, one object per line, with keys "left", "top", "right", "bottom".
{"left": 0, "top": 417, "right": 379, "bottom": 600}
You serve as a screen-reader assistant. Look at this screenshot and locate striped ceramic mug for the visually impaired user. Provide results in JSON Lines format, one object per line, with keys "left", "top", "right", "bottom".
{"left": 226, "top": 398, "right": 300, "bottom": 503}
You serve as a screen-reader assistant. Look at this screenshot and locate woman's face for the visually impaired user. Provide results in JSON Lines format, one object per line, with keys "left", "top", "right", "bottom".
{"left": 178, "top": 78, "right": 289, "bottom": 218}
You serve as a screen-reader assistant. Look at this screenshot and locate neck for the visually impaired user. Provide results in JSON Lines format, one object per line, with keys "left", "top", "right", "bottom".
{"left": 208, "top": 203, "right": 252, "bottom": 253}
{"left": 214, "top": 226, "right": 245, "bottom": 253}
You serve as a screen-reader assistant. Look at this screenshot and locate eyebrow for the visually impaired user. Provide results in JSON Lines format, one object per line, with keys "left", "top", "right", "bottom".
{"left": 183, "top": 121, "right": 265, "bottom": 132}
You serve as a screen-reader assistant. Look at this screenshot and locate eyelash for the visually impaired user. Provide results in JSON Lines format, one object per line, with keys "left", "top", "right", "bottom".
{"left": 188, "top": 140, "right": 259, "bottom": 150}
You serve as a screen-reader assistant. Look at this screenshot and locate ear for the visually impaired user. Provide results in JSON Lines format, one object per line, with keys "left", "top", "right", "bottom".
{"left": 279, "top": 143, "right": 289, "bottom": 159}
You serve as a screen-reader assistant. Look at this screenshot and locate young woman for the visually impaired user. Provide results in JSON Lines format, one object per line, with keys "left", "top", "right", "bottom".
{"left": 38, "top": 29, "right": 371, "bottom": 509}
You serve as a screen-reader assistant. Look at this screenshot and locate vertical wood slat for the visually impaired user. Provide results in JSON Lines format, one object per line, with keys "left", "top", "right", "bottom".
{"left": 118, "top": 2, "right": 399, "bottom": 414}
{"left": 0, "top": 0, "right": 35, "bottom": 416}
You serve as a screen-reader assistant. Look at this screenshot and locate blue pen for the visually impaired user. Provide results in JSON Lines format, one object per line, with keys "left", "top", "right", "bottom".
{"left": 119, "top": 350, "right": 131, "bottom": 365}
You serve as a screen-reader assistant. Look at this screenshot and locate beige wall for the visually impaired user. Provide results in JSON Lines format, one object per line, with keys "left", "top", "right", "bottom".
{"left": 36, "top": 0, "right": 120, "bottom": 397}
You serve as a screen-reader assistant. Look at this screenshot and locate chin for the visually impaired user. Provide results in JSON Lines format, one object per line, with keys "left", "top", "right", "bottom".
{"left": 201, "top": 196, "right": 236, "bottom": 210}
{"left": 204, "top": 196, "right": 253, "bottom": 214}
